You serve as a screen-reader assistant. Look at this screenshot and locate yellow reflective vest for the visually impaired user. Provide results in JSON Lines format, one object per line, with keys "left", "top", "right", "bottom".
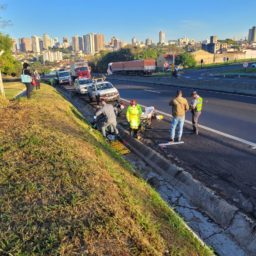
{"left": 126, "top": 104, "right": 142, "bottom": 129}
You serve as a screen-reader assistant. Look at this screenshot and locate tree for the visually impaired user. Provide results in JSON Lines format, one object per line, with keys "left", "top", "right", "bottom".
{"left": 176, "top": 52, "right": 196, "bottom": 68}
{"left": 0, "top": 33, "right": 21, "bottom": 76}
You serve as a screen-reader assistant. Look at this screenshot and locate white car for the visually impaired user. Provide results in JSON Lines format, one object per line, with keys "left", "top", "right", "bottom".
{"left": 251, "top": 63, "right": 256, "bottom": 68}
{"left": 88, "top": 81, "right": 120, "bottom": 102}
{"left": 74, "top": 78, "right": 93, "bottom": 94}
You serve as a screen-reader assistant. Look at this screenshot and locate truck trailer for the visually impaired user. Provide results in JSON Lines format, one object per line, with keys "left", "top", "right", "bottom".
{"left": 107, "top": 59, "right": 156, "bottom": 75}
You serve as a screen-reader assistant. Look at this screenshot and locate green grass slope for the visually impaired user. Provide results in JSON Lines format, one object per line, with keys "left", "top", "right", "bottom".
{"left": 0, "top": 84, "right": 213, "bottom": 256}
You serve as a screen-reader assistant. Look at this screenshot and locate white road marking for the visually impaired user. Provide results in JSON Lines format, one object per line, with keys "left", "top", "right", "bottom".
{"left": 121, "top": 98, "right": 256, "bottom": 149}
{"left": 144, "top": 89, "right": 161, "bottom": 94}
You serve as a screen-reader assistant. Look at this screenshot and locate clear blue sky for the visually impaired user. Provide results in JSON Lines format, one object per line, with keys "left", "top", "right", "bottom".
{"left": 1, "top": 0, "right": 255, "bottom": 43}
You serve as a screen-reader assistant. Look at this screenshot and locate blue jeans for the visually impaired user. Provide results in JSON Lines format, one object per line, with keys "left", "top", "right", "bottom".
{"left": 170, "top": 116, "right": 185, "bottom": 140}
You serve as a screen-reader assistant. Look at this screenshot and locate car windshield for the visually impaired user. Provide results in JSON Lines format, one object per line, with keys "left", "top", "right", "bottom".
{"left": 96, "top": 82, "right": 114, "bottom": 90}
{"left": 75, "top": 67, "right": 88, "bottom": 72}
{"left": 79, "top": 79, "right": 92, "bottom": 85}
{"left": 59, "top": 72, "right": 70, "bottom": 77}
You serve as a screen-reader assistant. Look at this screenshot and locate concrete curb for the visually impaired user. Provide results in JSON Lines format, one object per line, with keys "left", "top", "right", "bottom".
{"left": 109, "top": 76, "right": 256, "bottom": 97}
{"left": 118, "top": 126, "right": 256, "bottom": 255}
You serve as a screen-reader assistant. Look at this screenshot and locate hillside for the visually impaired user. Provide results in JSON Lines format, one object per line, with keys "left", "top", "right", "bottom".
{"left": 0, "top": 84, "right": 213, "bottom": 255}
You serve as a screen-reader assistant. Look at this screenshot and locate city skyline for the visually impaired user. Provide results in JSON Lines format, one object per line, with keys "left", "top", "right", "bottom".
{"left": 2, "top": 0, "right": 256, "bottom": 43}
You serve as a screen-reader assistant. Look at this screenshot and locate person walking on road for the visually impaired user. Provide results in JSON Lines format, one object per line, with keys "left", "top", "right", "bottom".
{"left": 190, "top": 91, "right": 203, "bottom": 135}
{"left": 21, "top": 63, "right": 33, "bottom": 99}
{"left": 126, "top": 99, "right": 142, "bottom": 139}
{"left": 95, "top": 99, "right": 119, "bottom": 138}
{"left": 169, "top": 90, "right": 189, "bottom": 142}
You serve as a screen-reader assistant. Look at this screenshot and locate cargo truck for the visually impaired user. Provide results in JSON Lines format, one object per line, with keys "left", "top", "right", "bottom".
{"left": 70, "top": 62, "right": 91, "bottom": 81}
{"left": 107, "top": 59, "right": 156, "bottom": 75}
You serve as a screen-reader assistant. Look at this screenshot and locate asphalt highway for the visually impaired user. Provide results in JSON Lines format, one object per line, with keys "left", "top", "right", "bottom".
{"left": 109, "top": 80, "right": 256, "bottom": 143}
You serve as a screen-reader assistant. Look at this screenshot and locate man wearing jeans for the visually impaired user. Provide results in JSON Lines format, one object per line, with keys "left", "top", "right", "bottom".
{"left": 169, "top": 90, "right": 189, "bottom": 142}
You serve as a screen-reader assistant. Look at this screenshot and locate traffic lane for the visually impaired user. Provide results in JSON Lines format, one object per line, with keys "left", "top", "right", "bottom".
{"left": 112, "top": 81, "right": 256, "bottom": 143}
{"left": 141, "top": 118, "right": 256, "bottom": 218}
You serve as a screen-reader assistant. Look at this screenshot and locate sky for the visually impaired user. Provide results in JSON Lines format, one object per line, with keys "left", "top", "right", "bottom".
{"left": 0, "top": 0, "right": 255, "bottom": 43}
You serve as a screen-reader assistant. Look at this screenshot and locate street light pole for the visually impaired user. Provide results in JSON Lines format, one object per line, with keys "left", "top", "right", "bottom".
{"left": 0, "top": 50, "right": 5, "bottom": 98}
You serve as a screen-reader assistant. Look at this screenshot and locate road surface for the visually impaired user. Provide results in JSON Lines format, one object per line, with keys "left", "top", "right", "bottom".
{"left": 109, "top": 80, "right": 256, "bottom": 143}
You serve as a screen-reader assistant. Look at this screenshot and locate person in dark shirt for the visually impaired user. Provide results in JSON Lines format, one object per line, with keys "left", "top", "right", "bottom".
{"left": 22, "top": 62, "right": 33, "bottom": 99}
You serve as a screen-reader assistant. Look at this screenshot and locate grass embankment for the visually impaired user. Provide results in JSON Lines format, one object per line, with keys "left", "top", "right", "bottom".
{"left": 3, "top": 82, "right": 25, "bottom": 99}
{"left": 0, "top": 84, "right": 213, "bottom": 255}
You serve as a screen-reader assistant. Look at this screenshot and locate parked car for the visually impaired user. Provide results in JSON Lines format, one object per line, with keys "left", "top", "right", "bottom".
{"left": 74, "top": 78, "right": 93, "bottom": 94}
{"left": 251, "top": 63, "right": 256, "bottom": 68}
{"left": 88, "top": 80, "right": 120, "bottom": 102}
{"left": 55, "top": 70, "right": 71, "bottom": 85}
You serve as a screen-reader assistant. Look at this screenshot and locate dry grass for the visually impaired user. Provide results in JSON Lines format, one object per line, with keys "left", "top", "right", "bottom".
{"left": 0, "top": 84, "right": 214, "bottom": 255}
{"left": 3, "top": 82, "right": 25, "bottom": 99}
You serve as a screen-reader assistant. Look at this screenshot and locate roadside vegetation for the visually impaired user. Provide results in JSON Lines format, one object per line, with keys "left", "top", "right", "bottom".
{"left": 3, "top": 81, "right": 25, "bottom": 99}
{"left": 0, "top": 33, "right": 21, "bottom": 76}
{"left": 220, "top": 68, "right": 256, "bottom": 74}
{"left": 0, "top": 84, "right": 213, "bottom": 255}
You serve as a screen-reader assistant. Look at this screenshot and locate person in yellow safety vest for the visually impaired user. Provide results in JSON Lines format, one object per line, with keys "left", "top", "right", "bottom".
{"left": 126, "top": 99, "right": 142, "bottom": 138}
{"left": 190, "top": 91, "right": 203, "bottom": 135}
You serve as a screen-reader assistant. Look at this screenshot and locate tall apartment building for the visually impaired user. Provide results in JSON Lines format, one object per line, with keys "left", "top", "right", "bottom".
{"left": 78, "top": 36, "right": 84, "bottom": 51}
{"left": 20, "top": 37, "right": 32, "bottom": 52}
{"left": 145, "top": 38, "right": 152, "bottom": 46}
{"left": 159, "top": 31, "right": 165, "bottom": 44}
{"left": 83, "top": 33, "right": 95, "bottom": 55}
{"left": 248, "top": 26, "right": 256, "bottom": 43}
{"left": 31, "top": 35, "right": 41, "bottom": 54}
{"left": 94, "top": 34, "right": 105, "bottom": 52}
{"left": 43, "top": 33, "right": 52, "bottom": 50}
{"left": 11, "top": 39, "right": 17, "bottom": 53}
{"left": 63, "top": 37, "right": 69, "bottom": 48}
{"left": 72, "top": 35, "right": 79, "bottom": 52}
{"left": 210, "top": 35, "right": 218, "bottom": 44}
{"left": 132, "top": 37, "right": 137, "bottom": 46}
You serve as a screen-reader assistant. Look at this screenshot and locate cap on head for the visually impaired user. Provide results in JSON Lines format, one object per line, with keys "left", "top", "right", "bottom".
{"left": 130, "top": 99, "right": 136, "bottom": 106}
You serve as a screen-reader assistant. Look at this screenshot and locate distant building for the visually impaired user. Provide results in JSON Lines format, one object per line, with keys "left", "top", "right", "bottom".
{"left": 248, "top": 26, "right": 256, "bottom": 43}
{"left": 132, "top": 37, "right": 137, "bottom": 46}
{"left": 159, "top": 31, "right": 165, "bottom": 44}
{"left": 210, "top": 35, "right": 218, "bottom": 44}
{"left": 39, "top": 38, "right": 44, "bottom": 52}
{"left": 43, "top": 50, "right": 63, "bottom": 62}
{"left": 78, "top": 36, "right": 84, "bottom": 51}
{"left": 145, "top": 38, "right": 152, "bottom": 46}
{"left": 72, "top": 35, "right": 79, "bottom": 52}
{"left": 202, "top": 35, "right": 228, "bottom": 54}
{"left": 83, "top": 33, "right": 95, "bottom": 55}
{"left": 63, "top": 37, "right": 69, "bottom": 48}
{"left": 11, "top": 39, "right": 17, "bottom": 53}
{"left": 43, "top": 33, "right": 52, "bottom": 50}
{"left": 94, "top": 34, "right": 105, "bottom": 52}
{"left": 31, "top": 36, "right": 41, "bottom": 54}
{"left": 20, "top": 37, "right": 32, "bottom": 52}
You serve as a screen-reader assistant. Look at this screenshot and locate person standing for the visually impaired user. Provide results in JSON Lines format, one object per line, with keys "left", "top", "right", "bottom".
{"left": 190, "top": 91, "right": 203, "bottom": 135}
{"left": 95, "top": 99, "right": 118, "bottom": 138}
{"left": 34, "top": 70, "right": 41, "bottom": 90}
{"left": 169, "top": 90, "right": 189, "bottom": 142}
{"left": 21, "top": 63, "right": 32, "bottom": 99}
{"left": 126, "top": 99, "right": 142, "bottom": 139}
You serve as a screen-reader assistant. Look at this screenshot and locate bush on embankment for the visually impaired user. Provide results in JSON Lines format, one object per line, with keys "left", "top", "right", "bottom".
{"left": 0, "top": 84, "right": 213, "bottom": 255}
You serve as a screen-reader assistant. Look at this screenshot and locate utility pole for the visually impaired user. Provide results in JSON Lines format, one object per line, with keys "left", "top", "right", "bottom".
{"left": 0, "top": 50, "right": 5, "bottom": 98}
